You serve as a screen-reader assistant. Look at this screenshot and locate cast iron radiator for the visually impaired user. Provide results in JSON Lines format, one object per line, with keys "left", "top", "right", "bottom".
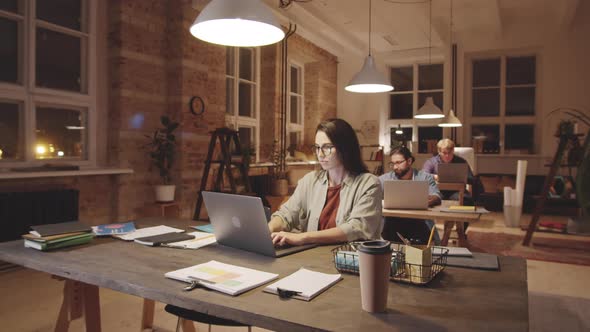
{"left": 0, "top": 189, "right": 79, "bottom": 242}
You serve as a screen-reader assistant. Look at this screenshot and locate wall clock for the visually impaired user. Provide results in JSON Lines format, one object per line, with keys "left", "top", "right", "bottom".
{"left": 189, "top": 96, "right": 205, "bottom": 116}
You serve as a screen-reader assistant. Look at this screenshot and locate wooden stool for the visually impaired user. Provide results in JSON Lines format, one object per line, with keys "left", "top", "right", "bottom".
{"left": 157, "top": 201, "right": 180, "bottom": 217}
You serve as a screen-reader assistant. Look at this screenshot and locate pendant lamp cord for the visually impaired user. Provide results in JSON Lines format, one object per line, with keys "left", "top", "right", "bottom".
{"left": 428, "top": 0, "right": 432, "bottom": 64}
{"left": 369, "top": 0, "right": 372, "bottom": 55}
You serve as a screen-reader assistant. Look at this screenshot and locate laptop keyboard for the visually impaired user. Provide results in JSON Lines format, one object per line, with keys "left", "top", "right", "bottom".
{"left": 274, "top": 243, "right": 294, "bottom": 250}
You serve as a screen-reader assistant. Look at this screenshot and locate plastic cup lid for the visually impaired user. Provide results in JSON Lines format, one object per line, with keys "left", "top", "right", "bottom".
{"left": 357, "top": 240, "right": 392, "bottom": 254}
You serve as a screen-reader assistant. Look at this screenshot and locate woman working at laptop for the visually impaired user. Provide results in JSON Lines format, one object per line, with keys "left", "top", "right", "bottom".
{"left": 379, "top": 146, "right": 441, "bottom": 245}
{"left": 268, "top": 118, "right": 383, "bottom": 246}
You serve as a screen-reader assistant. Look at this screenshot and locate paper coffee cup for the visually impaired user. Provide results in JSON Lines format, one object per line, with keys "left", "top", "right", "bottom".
{"left": 358, "top": 240, "right": 392, "bottom": 313}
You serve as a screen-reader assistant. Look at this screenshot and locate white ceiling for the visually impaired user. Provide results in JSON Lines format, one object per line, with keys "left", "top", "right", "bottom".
{"left": 263, "top": 0, "right": 582, "bottom": 58}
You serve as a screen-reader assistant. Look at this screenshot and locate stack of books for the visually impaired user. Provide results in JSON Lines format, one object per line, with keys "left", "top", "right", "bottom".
{"left": 22, "top": 221, "right": 94, "bottom": 251}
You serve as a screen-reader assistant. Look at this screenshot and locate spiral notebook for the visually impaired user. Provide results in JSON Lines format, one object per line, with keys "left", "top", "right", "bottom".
{"left": 263, "top": 268, "right": 342, "bottom": 301}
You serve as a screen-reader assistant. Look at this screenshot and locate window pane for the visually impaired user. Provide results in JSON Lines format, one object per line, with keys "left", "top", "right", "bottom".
{"left": 389, "top": 94, "right": 413, "bottom": 119}
{"left": 290, "top": 96, "right": 299, "bottom": 124}
{"left": 225, "top": 78, "right": 233, "bottom": 114}
{"left": 418, "top": 92, "right": 443, "bottom": 111}
{"left": 239, "top": 48, "right": 253, "bottom": 81}
{"left": 506, "top": 87, "right": 535, "bottom": 116}
{"left": 0, "top": 0, "right": 20, "bottom": 13}
{"left": 471, "top": 125, "right": 499, "bottom": 154}
{"left": 390, "top": 66, "right": 412, "bottom": 91}
{"left": 0, "top": 18, "right": 19, "bottom": 84}
{"left": 390, "top": 127, "right": 412, "bottom": 146}
{"left": 505, "top": 124, "right": 534, "bottom": 153}
{"left": 507, "top": 56, "right": 535, "bottom": 85}
{"left": 289, "top": 131, "right": 299, "bottom": 148}
{"left": 37, "top": 0, "right": 83, "bottom": 31}
{"left": 36, "top": 28, "right": 84, "bottom": 92}
{"left": 472, "top": 88, "right": 499, "bottom": 116}
{"left": 238, "top": 82, "right": 253, "bottom": 117}
{"left": 418, "top": 126, "right": 442, "bottom": 154}
{"left": 35, "top": 106, "right": 86, "bottom": 159}
{"left": 0, "top": 101, "right": 22, "bottom": 160}
{"left": 473, "top": 58, "right": 500, "bottom": 87}
{"left": 290, "top": 65, "right": 299, "bottom": 93}
{"left": 418, "top": 64, "right": 443, "bottom": 90}
{"left": 226, "top": 47, "right": 234, "bottom": 76}
{"left": 238, "top": 127, "right": 252, "bottom": 150}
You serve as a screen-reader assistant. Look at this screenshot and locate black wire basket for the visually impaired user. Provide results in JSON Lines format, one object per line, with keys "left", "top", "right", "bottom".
{"left": 332, "top": 243, "right": 448, "bottom": 285}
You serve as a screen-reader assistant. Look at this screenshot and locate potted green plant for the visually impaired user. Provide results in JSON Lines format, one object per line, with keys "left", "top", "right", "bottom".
{"left": 146, "top": 115, "right": 179, "bottom": 202}
{"left": 270, "top": 139, "right": 289, "bottom": 196}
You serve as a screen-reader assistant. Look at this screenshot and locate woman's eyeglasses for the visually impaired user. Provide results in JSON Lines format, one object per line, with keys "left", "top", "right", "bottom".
{"left": 311, "top": 144, "right": 335, "bottom": 156}
{"left": 388, "top": 159, "right": 407, "bottom": 169}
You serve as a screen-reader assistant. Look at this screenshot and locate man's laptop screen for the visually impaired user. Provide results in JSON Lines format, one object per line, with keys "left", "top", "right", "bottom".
{"left": 383, "top": 181, "right": 429, "bottom": 209}
{"left": 438, "top": 163, "right": 468, "bottom": 183}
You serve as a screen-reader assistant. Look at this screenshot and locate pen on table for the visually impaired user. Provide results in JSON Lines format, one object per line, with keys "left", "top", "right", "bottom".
{"left": 188, "top": 276, "right": 217, "bottom": 284}
{"left": 426, "top": 225, "right": 436, "bottom": 248}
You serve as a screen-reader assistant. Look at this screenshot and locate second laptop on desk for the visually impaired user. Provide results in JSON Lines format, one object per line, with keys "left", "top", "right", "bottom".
{"left": 383, "top": 181, "right": 429, "bottom": 210}
{"left": 202, "top": 191, "right": 317, "bottom": 257}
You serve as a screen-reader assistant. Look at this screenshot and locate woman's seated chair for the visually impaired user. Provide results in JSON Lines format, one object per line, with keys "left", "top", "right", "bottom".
{"left": 165, "top": 304, "right": 251, "bottom": 332}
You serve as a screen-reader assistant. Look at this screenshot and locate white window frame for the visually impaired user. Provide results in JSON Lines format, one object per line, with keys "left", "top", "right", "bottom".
{"left": 464, "top": 50, "right": 540, "bottom": 156}
{"left": 287, "top": 61, "right": 304, "bottom": 149}
{"left": 225, "top": 47, "right": 260, "bottom": 163}
{"left": 0, "top": 0, "right": 97, "bottom": 167}
{"left": 384, "top": 62, "right": 444, "bottom": 155}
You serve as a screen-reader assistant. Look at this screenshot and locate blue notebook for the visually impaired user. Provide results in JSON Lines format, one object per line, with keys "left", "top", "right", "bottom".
{"left": 92, "top": 221, "right": 136, "bottom": 236}
{"left": 192, "top": 224, "right": 214, "bottom": 233}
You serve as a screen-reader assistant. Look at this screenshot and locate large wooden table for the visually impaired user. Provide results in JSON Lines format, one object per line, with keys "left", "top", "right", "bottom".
{"left": 0, "top": 218, "right": 528, "bottom": 332}
{"left": 383, "top": 200, "right": 484, "bottom": 246}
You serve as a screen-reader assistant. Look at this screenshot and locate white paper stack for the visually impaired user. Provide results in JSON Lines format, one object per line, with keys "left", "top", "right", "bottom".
{"left": 263, "top": 268, "right": 342, "bottom": 301}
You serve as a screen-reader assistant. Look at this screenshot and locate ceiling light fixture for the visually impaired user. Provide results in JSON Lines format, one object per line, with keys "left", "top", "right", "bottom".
{"left": 190, "top": 0, "right": 285, "bottom": 47}
{"left": 438, "top": 109, "right": 462, "bottom": 127}
{"left": 415, "top": 0, "right": 444, "bottom": 119}
{"left": 345, "top": 0, "right": 394, "bottom": 93}
{"left": 395, "top": 124, "right": 403, "bottom": 134}
{"left": 439, "top": 0, "right": 462, "bottom": 127}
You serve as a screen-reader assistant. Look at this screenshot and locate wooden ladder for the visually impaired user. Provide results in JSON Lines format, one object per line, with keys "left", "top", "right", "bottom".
{"left": 522, "top": 133, "right": 578, "bottom": 245}
{"left": 193, "top": 128, "right": 252, "bottom": 220}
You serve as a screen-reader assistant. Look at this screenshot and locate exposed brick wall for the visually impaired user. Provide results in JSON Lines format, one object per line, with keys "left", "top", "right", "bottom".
{"left": 1, "top": 2, "right": 338, "bottom": 223}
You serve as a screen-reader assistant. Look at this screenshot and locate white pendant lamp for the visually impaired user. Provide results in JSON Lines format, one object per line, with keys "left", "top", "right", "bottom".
{"left": 345, "top": 0, "right": 393, "bottom": 93}
{"left": 415, "top": 0, "right": 444, "bottom": 119}
{"left": 395, "top": 124, "right": 403, "bottom": 134}
{"left": 416, "top": 96, "right": 444, "bottom": 119}
{"left": 190, "top": 0, "right": 285, "bottom": 47}
{"left": 438, "top": 109, "right": 462, "bottom": 127}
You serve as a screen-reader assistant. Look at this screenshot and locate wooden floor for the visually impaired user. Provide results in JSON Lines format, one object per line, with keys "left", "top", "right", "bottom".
{"left": 1, "top": 212, "right": 589, "bottom": 332}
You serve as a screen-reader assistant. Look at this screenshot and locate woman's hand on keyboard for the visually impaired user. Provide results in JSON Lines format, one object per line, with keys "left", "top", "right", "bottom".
{"left": 270, "top": 231, "right": 306, "bottom": 246}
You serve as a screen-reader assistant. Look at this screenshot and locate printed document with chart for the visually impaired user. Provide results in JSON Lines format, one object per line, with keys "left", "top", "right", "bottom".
{"left": 165, "top": 260, "right": 278, "bottom": 296}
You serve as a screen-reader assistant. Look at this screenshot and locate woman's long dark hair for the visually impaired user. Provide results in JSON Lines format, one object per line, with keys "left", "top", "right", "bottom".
{"left": 316, "top": 118, "right": 368, "bottom": 175}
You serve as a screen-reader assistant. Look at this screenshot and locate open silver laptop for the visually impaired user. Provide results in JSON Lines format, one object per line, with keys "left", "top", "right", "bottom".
{"left": 438, "top": 163, "right": 468, "bottom": 183}
{"left": 383, "top": 181, "right": 429, "bottom": 209}
{"left": 201, "top": 191, "right": 317, "bottom": 257}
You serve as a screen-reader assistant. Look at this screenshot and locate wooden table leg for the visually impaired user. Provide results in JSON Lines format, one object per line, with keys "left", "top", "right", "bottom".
{"left": 456, "top": 222, "right": 467, "bottom": 247}
{"left": 141, "top": 299, "right": 155, "bottom": 331}
{"left": 53, "top": 278, "right": 101, "bottom": 332}
{"left": 180, "top": 318, "right": 197, "bottom": 332}
{"left": 441, "top": 221, "right": 454, "bottom": 246}
{"left": 83, "top": 283, "right": 101, "bottom": 332}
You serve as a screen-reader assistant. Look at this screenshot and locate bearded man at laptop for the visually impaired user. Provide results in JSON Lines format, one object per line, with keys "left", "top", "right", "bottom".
{"left": 379, "top": 146, "right": 441, "bottom": 245}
